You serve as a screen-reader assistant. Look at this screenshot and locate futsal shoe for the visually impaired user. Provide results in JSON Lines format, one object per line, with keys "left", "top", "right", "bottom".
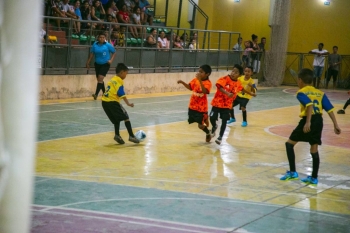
{"left": 205, "top": 133, "right": 212, "bottom": 142}
{"left": 337, "top": 109, "right": 345, "bottom": 114}
{"left": 114, "top": 135, "right": 125, "bottom": 144}
{"left": 92, "top": 94, "right": 97, "bottom": 100}
{"left": 280, "top": 171, "right": 299, "bottom": 181}
{"left": 129, "top": 136, "right": 140, "bottom": 143}
{"left": 215, "top": 136, "right": 222, "bottom": 145}
{"left": 241, "top": 121, "right": 248, "bottom": 127}
{"left": 227, "top": 118, "right": 236, "bottom": 124}
{"left": 301, "top": 176, "right": 318, "bottom": 185}
{"left": 211, "top": 125, "right": 218, "bottom": 137}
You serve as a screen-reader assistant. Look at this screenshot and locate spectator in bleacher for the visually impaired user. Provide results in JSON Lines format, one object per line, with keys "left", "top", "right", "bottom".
{"left": 133, "top": 7, "right": 146, "bottom": 38}
{"left": 242, "top": 41, "right": 254, "bottom": 67}
{"left": 73, "top": 0, "right": 82, "bottom": 35}
{"left": 158, "top": 31, "right": 169, "bottom": 50}
{"left": 251, "top": 34, "right": 261, "bottom": 74}
{"left": 106, "top": 14, "right": 119, "bottom": 32}
{"left": 180, "top": 32, "right": 189, "bottom": 49}
{"left": 61, "top": 0, "right": 79, "bottom": 19}
{"left": 117, "top": 4, "right": 138, "bottom": 38}
{"left": 91, "top": 0, "right": 106, "bottom": 30}
{"left": 117, "top": 26, "right": 126, "bottom": 47}
{"left": 190, "top": 32, "right": 198, "bottom": 49}
{"left": 137, "top": 0, "right": 153, "bottom": 26}
{"left": 50, "top": 0, "right": 67, "bottom": 31}
{"left": 233, "top": 37, "right": 243, "bottom": 51}
{"left": 81, "top": 0, "right": 92, "bottom": 30}
{"left": 86, "top": 32, "right": 116, "bottom": 100}
{"left": 106, "top": 0, "right": 118, "bottom": 18}
{"left": 173, "top": 35, "right": 183, "bottom": 49}
{"left": 189, "top": 39, "right": 197, "bottom": 52}
{"left": 144, "top": 28, "right": 158, "bottom": 48}
{"left": 110, "top": 29, "right": 119, "bottom": 47}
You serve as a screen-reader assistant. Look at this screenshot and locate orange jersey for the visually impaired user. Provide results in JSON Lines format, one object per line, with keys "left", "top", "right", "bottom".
{"left": 188, "top": 78, "right": 212, "bottom": 112}
{"left": 211, "top": 75, "right": 243, "bottom": 108}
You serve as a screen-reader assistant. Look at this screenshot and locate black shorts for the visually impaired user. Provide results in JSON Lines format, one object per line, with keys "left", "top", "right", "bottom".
{"left": 233, "top": 96, "right": 250, "bottom": 109}
{"left": 209, "top": 107, "right": 230, "bottom": 121}
{"left": 289, "top": 114, "right": 323, "bottom": 145}
{"left": 102, "top": 101, "right": 129, "bottom": 123}
{"left": 326, "top": 68, "right": 338, "bottom": 82}
{"left": 95, "top": 63, "right": 110, "bottom": 78}
{"left": 188, "top": 109, "right": 207, "bottom": 125}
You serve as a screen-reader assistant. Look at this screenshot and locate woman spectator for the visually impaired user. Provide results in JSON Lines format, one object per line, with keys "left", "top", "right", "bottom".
{"left": 144, "top": 28, "right": 158, "bottom": 48}
{"left": 138, "top": 0, "right": 153, "bottom": 25}
{"left": 91, "top": 0, "right": 106, "bottom": 30}
{"left": 106, "top": 1, "right": 118, "bottom": 18}
{"left": 251, "top": 34, "right": 261, "bottom": 73}
{"left": 81, "top": 0, "right": 95, "bottom": 30}
{"left": 132, "top": 6, "right": 146, "bottom": 38}
{"left": 173, "top": 35, "right": 183, "bottom": 49}
{"left": 180, "top": 32, "right": 189, "bottom": 49}
{"left": 158, "top": 31, "right": 169, "bottom": 50}
{"left": 73, "top": 0, "right": 82, "bottom": 35}
{"left": 117, "top": 3, "right": 138, "bottom": 38}
{"left": 105, "top": 14, "right": 119, "bottom": 32}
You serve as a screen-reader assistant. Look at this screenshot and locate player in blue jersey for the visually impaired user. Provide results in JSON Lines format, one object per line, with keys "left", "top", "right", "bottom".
{"left": 280, "top": 68, "right": 341, "bottom": 185}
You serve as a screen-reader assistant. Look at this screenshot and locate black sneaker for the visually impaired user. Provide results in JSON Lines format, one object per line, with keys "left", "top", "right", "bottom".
{"left": 211, "top": 125, "right": 217, "bottom": 137}
{"left": 205, "top": 133, "right": 212, "bottom": 142}
{"left": 337, "top": 109, "right": 345, "bottom": 114}
{"left": 92, "top": 94, "right": 97, "bottom": 100}
{"left": 215, "top": 136, "right": 222, "bottom": 145}
{"left": 114, "top": 135, "right": 125, "bottom": 144}
{"left": 129, "top": 136, "right": 140, "bottom": 144}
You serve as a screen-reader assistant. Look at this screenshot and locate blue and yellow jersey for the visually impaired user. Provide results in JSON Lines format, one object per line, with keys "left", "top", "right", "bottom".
{"left": 296, "top": 86, "right": 334, "bottom": 117}
{"left": 237, "top": 76, "right": 257, "bottom": 100}
{"left": 102, "top": 76, "right": 126, "bottom": 102}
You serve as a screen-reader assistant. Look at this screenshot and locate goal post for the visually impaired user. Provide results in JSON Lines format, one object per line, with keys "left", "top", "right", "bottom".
{"left": 0, "top": 0, "right": 42, "bottom": 232}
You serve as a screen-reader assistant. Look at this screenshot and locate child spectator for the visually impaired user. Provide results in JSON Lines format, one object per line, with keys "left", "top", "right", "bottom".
{"left": 110, "top": 29, "right": 119, "bottom": 47}
{"left": 242, "top": 41, "right": 254, "bottom": 67}
{"left": 177, "top": 65, "right": 213, "bottom": 142}
{"left": 337, "top": 91, "right": 350, "bottom": 114}
{"left": 173, "top": 35, "right": 183, "bottom": 49}
{"left": 189, "top": 39, "right": 196, "bottom": 52}
{"left": 280, "top": 68, "right": 341, "bottom": 185}
{"left": 133, "top": 7, "right": 146, "bottom": 38}
{"left": 227, "top": 66, "right": 257, "bottom": 126}
{"left": 117, "top": 26, "right": 126, "bottom": 47}
{"left": 210, "top": 64, "right": 245, "bottom": 145}
{"left": 102, "top": 63, "right": 140, "bottom": 144}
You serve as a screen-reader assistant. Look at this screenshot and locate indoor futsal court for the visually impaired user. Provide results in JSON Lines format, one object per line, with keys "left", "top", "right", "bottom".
{"left": 31, "top": 87, "right": 350, "bottom": 233}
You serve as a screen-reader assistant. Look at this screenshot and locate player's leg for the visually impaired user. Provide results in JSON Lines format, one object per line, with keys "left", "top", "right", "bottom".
{"left": 216, "top": 109, "right": 230, "bottom": 145}
{"left": 102, "top": 102, "right": 125, "bottom": 144}
{"left": 240, "top": 99, "right": 249, "bottom": 127}
{"left": 228, "top": 99, "right": 239, "bottom": 124}
{"left": 280, "top": 139, "right": 299, "bottom": 180}
{"left": 301, "top": 144, "right": 319, "bottom": 185}
{"left": 209, "top": 108, "right": 219, "bottom": 137}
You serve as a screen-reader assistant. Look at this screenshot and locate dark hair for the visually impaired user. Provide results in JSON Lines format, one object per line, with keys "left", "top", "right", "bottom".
{"left": 245, "top": 66, "right": 253, "bottom": 72}
{"left": 237, "top": 37, "right": 242, "bottom": 42}
{"left": 133, "top": 6, "right": 141, "bottom": 13}
{"left": 319, "top": 43, "right": 324, "bottom": 47}
{"left": 298, "top": 68, "right": 313, "bottom": 84}
{"left": 251, "top": 34, "right": 258, "bottom": 41}
{"left": 333, "top": 45, "right": 338, "bottom": 49}
{"left": 116, "top": 63, "right": 129, "bottom": 74}
{"left": 97, "top": 32, "right": 106, "bottom": 37}
{"left": 150, "top": 28, "right": 157, "bottom": 33}
{"left": 200, "top": 64, "right": 212, "bottom": 76}
{"left": 261, "top": 37, "right": 266, "bottom": 41}
{"left": 233, "top": 64, "right": 243, "bottom": 75}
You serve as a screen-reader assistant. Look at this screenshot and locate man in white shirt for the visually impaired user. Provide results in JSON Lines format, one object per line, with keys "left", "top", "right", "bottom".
{"left": 309, "top": 43, "right": 329, "bottom": 88}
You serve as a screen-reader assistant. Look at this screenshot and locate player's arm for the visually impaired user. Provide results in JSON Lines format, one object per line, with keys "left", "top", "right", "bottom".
{"left": 328, "top": 111, "right": 341, "bottom": 134}
{"left": 197, "top": 78, "right": 209, "bottom": 94}
{"left": 217, "top": 84, "right": 233, "bottom": 98}
{"left": 122, "top": 97, "right": 134, "bottom": 107}
{"left": 303, "top": 105, "right": 313, "bottom": 133}
{"left": 322, "top": 94, "right": 341, "bottom": 134}
{"left": 177, "top": 80, "right": 191, "bottom": 91}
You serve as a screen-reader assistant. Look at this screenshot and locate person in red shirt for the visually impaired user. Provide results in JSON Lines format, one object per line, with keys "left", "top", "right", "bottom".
{"left": 177, "top": 65, "right": 212, "bottom": 142}
{"left": 210, "top": 64, "right": 254, "bottom": 145}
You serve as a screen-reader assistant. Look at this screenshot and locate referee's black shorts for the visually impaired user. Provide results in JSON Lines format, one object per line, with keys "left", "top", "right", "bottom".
{"left": 289, "top": 114, "right": 323, "bottom": 145}
{"left": 94, "top": 62, "right": 110, "bottom": 77}
{"left": 102, "top": 101, "right": 129, "bottom": 123}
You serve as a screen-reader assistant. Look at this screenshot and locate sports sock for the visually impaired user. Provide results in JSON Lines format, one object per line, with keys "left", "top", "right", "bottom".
{"left": 285, "top": 142, "right": 296, "bottom": 172}
{"left": 311, "top": 152, "right": 320, "bottom": 178}
{"left": 125, "top": 121, "right": 134, "bottom": 137}
{"left": 343, "top": 99, "right": 350, "bottom": 110}
{"left": 210, "top": 115, "right": 217, "bottom": 129}
{"left": 231, "top": 109, "right": 235, "bottom": 119}
{"left": 94, "top": 83, "right": 101, "bottom": 96}
{"left": 101, "top": 82, "right": 105, "bottom": 93}
{"left": 202, "top": 126, "right": 210, "bottom": 134}
{"left": 114, "top": 121, "right": 120, "bottom": 135}
{"left": 242, "top": 110, "right": 247, "bottom": 122}
{"left": 219, "top": 120, "right": 227, "bottom": 137}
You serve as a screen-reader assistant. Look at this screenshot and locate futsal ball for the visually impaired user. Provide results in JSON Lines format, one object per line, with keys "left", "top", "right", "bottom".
{"left": 135, "top": 130, "right": 146, "bottom": 141}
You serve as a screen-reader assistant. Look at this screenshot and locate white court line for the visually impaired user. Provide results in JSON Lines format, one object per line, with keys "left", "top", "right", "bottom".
{"left": 32, "top": 204, "right": 232, "bottom": 232}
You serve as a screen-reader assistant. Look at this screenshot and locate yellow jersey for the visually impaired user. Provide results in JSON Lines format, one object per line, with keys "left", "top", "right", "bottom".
{"left": 237, "top": 76, "right": 257, "bottom": 99}
{"left": 102, "top": 76, "right": 126, "bottom": 102}
{"left": 296, "top": 86, "right": 334, "bottom": 117}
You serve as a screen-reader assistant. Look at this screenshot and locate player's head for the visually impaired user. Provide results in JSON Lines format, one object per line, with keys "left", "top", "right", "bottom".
{"left": 230, "top": 64, "right": 243, "bottom": 80}
{"left": 318, "top": 43, "right": 324, "bottom": 50}
{"left": 116, "top": 63, "right": 129, "bottom": 79}
{"left": 197, "top": 64, "right": 212, "bottom": 80}
{"left": 298, "top": 68, "right": 313, "bottom": 86}
{"left": 244, "top": 66, "right": 253, "bottom": 78}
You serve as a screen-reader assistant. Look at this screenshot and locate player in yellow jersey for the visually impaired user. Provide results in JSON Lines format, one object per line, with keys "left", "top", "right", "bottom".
{"left": 280, "top": 68, "right": 341, "bottom": 185}
{"left": 227, "top": 66, "right": 257, "bottom": 127}
{"left": 102, "top": 63, "right": 140, "bottom": 144}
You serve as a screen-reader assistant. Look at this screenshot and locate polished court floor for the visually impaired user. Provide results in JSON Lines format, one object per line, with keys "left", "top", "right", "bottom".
{"left": 32, "top": 87, "right": 350, "bottom": 233}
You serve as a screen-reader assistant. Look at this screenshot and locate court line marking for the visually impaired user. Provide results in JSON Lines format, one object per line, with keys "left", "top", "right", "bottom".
{"left": 32, "top": 209, "right": 227, "bottom": 233}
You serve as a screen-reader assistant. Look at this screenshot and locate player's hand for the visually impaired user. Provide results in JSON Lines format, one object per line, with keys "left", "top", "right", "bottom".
{"left": 227, "top": 93, "right": 233, "bottom": 98}
{"left": 86, "top": 63, "right": 90, "bottom": 69}
{"left": 177, "top": 80, "right": 182, "bottom": 84}
{"left": 303, "top": 122, "right": 311, "bottom": 133}
{"left": 107, "top": 60, "right": 111, "bottom": 64}
{"left": 334, "top": 126, "right": 341, "bottom": 135}
{"left": 128, "top": 103, "right": 134, "bottom": 107}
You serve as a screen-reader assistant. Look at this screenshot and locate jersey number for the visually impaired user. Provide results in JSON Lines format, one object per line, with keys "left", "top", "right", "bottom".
{"left": 312, "top": 100, "right": 320, "bottom": 114}
{"left": 104, "top": 86, "right": 111, "bottom": 97}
